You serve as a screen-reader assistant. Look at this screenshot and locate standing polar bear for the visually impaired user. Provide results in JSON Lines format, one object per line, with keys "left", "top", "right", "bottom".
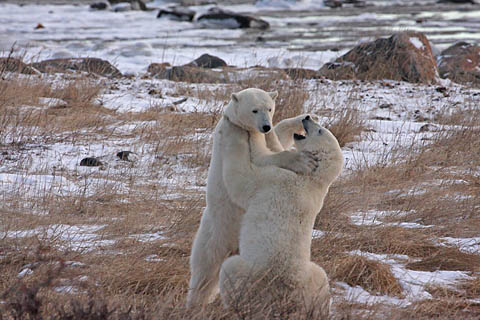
{"left": 219, "top": 115, "right": 344, "bottom": 317}
{"left": 187, "top": 88, "right": 316, "bottom": 307}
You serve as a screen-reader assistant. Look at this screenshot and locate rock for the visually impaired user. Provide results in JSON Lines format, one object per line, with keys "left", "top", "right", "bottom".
{"left": 80, "top": 157, "right": 102, "bottom": 167}
{"left": 186, "top": 54, "right": 227, "bottom": 68}
{"left": 147, "top": 63, "right": 287, "bottom": 84}
{"left": 90, "top": 2, "right": 109, "bottom": 10}
{"left": 0, "top": 57, "right": 39, "bottom": 75}
{"left": 31, "top": 58, "right": 122, "bottom": 78}
{"left": 150, "top": 65, "right": 226, "bottom": 83}
{"left": 437, "top": 42, "right": 480, "bottom": 86}
{"left": 147, "top": 62, "right": 171, "bottom": 75}
{"left": 325, "top": 0, "right": 368, "bottom": 6}
{"left": 319, "top": 32, "right": 438, "bottom": 84}
{"left": 324, "top": 0, "right": 342, "bottom": 8}
{"left": 157, "top": 7, "right": 195, "bottom": 21}
{"left": 196, "top": 7, "right": 269, "bottom": 29}
{"left": 116, "top": 151, "right": 133, "bottom": 161}
{"left": 283, "top": 67, "right": 320, "bottom": 80}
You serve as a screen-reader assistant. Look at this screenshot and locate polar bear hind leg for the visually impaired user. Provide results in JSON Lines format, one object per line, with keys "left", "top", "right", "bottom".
{"left": 187, "top": 205, "right": 241, "bottom": 307}
{"left": 301, "top": 261, "right": 331, "bottom": 318}
{"left": 219, "top": 255, "right": 258, "bottom": 308}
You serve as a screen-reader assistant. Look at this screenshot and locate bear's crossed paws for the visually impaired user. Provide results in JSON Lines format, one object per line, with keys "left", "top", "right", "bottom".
{"left": 284, "top": 151, "right": 318, "bottom": 175}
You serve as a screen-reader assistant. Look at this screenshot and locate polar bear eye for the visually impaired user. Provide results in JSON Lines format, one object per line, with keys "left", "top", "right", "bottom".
{"left": 318, "top": 129, "right": 323, "bottom": 135}
{"left": 268, "top": 108, "right": 272, "bottom": 112}
{"left": 252, "top": 110, "right": 258, "bottom": 114}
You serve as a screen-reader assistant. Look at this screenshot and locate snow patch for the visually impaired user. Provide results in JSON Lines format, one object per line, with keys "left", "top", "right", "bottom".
{"left": 409, "top": 37, "right": 425, "bottom": 50}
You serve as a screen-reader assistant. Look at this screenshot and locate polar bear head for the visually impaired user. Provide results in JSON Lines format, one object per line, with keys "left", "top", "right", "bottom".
{"left": 224, "top": 88, "right": 278, "bottom": 133}
{"left": 293, "top": 116, "right": 344, "bottom": 179}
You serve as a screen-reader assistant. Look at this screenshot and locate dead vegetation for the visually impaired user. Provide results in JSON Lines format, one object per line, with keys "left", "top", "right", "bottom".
{"left": 1, "top": 70, "right": 479, "bottom": 319}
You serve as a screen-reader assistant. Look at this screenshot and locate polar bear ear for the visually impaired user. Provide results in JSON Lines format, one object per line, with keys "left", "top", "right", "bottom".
{"left": 268, "top": 91, "right": 278, "bottom": 101}
{"left": 231, "top": 93, "right": 240, "bottom": 103}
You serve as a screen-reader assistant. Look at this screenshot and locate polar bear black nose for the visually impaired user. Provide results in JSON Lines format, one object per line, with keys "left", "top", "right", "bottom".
{"left": 305, "top": 115, "right": 310, "bottom": 120}
{"left": 262, "top": 125, "right": 271, "bottom": 133}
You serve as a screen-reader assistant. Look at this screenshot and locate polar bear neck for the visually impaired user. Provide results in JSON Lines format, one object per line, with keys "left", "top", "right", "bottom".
{"left": 311, "top": 150, "right": 344, "bottom": 188}
{"left": 248, "top": 130, "right": 273, "bottom": 159}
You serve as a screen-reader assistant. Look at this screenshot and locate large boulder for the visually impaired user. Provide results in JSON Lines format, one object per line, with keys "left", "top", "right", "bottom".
{"left": 147, "top": 63, "right": 288, "bottom": 84}
{"left": 0, "top": 57, "right": 39, "bottom": 75}
{"left": 31, "top": 58, "right": 122, "bottom": 78}
{"left": 157, "top": 7, "right": 195, "bottom": 21}
{"left": 319, "top": 32, "right": 438, "bottom": 83}
{"left": 196, "top": 7, "right": 269, "bottom": 29}
{"left": 437, "top": 42, "right": 480, "bottom": 86}
{"left": 149, "top": 65, "right": 226, "bottom": 83}
{"left": 185, "top": 54, "right": 227, "bottom": 68}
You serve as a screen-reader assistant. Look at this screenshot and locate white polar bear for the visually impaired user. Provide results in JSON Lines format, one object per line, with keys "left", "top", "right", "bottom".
{"left": 218, "top": 115, "right": 344, "bottom": 317}
{"left": 187, "top": 88, "right": 316, "bottom": 308}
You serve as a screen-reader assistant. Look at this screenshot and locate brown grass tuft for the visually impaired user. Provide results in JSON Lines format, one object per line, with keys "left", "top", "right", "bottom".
{"left": 324, "top": 107, "right": 366, "bottom": 147}
{"left": 330, "top": 254, "right": 403, "bottom": 297}
{"left": 406, "top": 247, "right": 480, "bottom": 272}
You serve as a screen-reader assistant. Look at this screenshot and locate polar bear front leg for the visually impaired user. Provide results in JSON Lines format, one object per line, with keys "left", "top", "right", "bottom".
{"left": 221, "top": 116, "right": 258, "bottom": 207}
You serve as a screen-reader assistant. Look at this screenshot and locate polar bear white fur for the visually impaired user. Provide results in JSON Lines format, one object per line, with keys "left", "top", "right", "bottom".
{"left": 218, "top": 115, "right": 344, "bottom": 317}
{"left": 187, "top": 88, "right": 316, "bottom": 308}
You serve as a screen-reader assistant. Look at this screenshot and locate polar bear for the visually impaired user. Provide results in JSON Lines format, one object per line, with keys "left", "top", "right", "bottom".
{"left": 218, "top": 115, "right": 344, "bottom": 317}
{"left": 187, "top": 88, "right": 316, "bottom": 308}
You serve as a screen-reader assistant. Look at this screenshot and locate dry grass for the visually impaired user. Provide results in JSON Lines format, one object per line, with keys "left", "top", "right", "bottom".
{"left": 0, "top": 73, "right": 113, "bottom": 147}
{"left": 329, "top": 255, "right": 403, "bottom": 297}
{"left": 324, "top": 107, "right": 366, "bottom": 147}
{"left": 1, "top": 69, "right": 480, "bottom": 319}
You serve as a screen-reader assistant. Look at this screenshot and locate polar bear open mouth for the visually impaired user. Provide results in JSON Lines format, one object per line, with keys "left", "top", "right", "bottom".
{"left": 293, "top": 133, "right": 306, "bottom": 140}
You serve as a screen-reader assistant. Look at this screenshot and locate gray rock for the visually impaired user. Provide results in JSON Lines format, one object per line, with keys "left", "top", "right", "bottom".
{"left": 197, "top": 7, "right": 269, "bottom": 30}
{"left": 157, "top": 7, "right": 195, "bottom": 21}
{"left": 319, "top": 32, "right": 438, "bottom": 84}
{"left": 31, "top": 58, "right": 122, "bottom": 78}
{"left": 186, "top": 54, "right": 227, "bottom": 68}
{"left": 80, "top": 157, "right": 102, "bottom": 167}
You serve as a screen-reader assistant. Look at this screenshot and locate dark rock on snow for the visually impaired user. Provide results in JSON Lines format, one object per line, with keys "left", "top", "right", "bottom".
{"left": 157, "top": 7, "right": 195, "bottom": 21}
{"left": 90, "top": 2, "right": 109, "bottom": 10}
{"left": 319, "top": 31, "right": 438, "bottom": 84}
{"left": 437, "top": 42, "right": 480, "bottom": 86}
{"left": 116, "top": 151, "right": 133, "bottom": 161}
{"left": 324, "top": 0, "right": 367, "bottom": 8}
{"left": 31, "top": 58, "right": 122, "bottom": 78}
{"left": 197, "top": 7, "right": 269, "bottom": 30}
{"left": 80, "top": 157, "right": 103, "bottom": 167}
{"left": 186, "top": 53, "right": 227, "bottom": 68}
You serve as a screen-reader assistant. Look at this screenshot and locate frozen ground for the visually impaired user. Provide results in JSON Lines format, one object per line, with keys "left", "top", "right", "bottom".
{"left": 2, "top": 72, "right": 479, "bottom": 310}
{"left": 1, "top": 0, "right": 480, "bottom": 74}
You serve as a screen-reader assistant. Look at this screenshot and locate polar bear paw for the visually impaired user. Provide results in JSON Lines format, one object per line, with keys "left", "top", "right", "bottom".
{"left": 281, "top": 151, "right": 318, "bottom": 175}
